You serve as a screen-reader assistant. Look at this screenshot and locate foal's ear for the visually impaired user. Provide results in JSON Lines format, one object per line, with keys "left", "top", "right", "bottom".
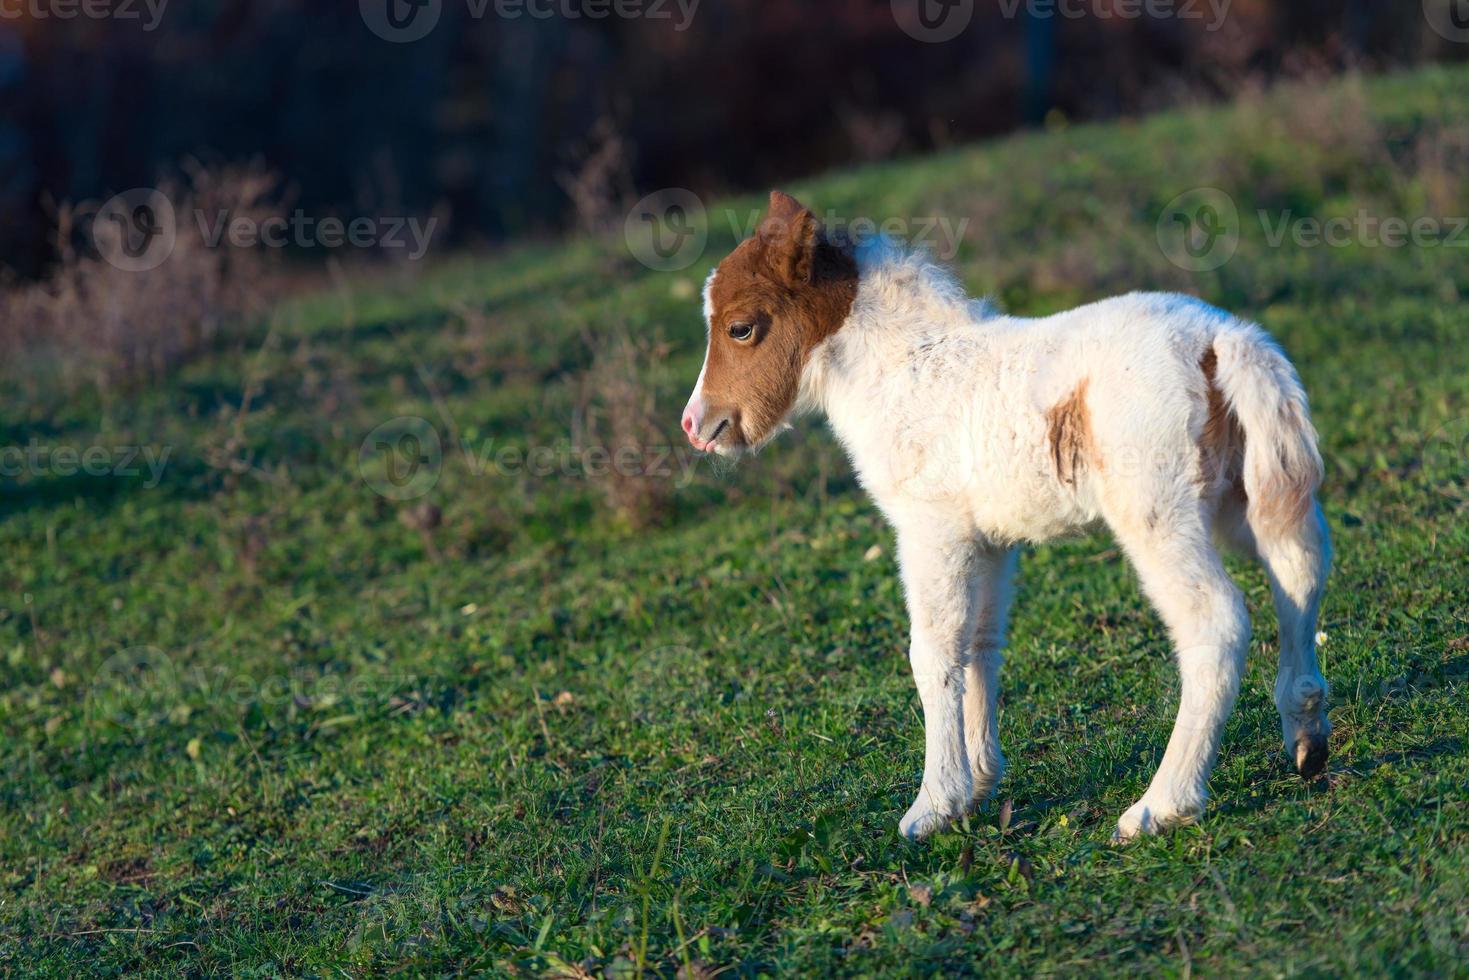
{"left": 759, "top": 190, "right": 820, "bottom": 286}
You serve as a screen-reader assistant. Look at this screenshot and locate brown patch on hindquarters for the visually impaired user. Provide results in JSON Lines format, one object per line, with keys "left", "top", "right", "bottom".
{"left": 1198, "top": 345, "right": 1245, "bottom": 493}
{"left": 1046, "top": 378, "right": 1100, "bottom": 487}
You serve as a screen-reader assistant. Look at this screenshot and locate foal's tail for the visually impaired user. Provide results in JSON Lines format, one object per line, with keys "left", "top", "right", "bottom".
{"left": 1211, "top": 322, "right": 1324, "bottom": 536}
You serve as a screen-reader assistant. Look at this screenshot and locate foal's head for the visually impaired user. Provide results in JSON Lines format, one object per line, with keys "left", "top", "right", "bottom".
{"left": 680, "top": 191, "right": 857, "bottom": 455}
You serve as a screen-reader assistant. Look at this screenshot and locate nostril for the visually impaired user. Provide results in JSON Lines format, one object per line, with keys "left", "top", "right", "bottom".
{"left": 681, "top": 399, "right": 702, "bottom": 438}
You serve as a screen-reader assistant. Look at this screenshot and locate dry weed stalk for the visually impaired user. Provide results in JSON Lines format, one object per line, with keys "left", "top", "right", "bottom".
{"left": 0, "top": 163, "right": 281, "bottom": 404}
{"left": 574, "top": 327, "right": 675, "bottom": 530}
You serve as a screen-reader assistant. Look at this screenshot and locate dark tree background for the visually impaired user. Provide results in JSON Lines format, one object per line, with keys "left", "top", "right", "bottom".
{"left": 0, "top": 0, "right": 1459, "bottom": 277}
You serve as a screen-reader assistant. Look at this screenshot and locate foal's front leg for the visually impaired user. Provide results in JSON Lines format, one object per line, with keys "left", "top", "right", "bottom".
{"left": 964, "top": 549, "right": 1017, "bottom": 808}
{"left": 895, "top": 524, "right": 985, "bottom": 840}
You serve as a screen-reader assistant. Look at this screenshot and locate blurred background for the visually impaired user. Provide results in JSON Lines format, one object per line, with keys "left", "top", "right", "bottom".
{"left": 1, "top": 0, "right": 1465, "bottom": 279}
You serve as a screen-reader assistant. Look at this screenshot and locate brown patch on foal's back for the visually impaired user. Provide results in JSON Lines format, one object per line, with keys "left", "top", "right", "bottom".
{"left": 1046, "top": 378, "right": 1099, "bottom": 487}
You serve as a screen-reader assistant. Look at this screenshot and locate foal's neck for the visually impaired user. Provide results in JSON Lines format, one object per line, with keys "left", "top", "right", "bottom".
{"left": 800, "top": 243, "right": 996, "bottom": 429}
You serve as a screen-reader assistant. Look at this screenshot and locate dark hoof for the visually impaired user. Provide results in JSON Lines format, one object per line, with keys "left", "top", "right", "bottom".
{"left": 1294, "top": 737, "right": 1329, "bottom": 779}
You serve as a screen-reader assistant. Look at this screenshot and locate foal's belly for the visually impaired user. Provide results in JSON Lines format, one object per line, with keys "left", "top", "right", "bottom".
{"left": 968, "top": 475, "right": 1102, "bottom": 544}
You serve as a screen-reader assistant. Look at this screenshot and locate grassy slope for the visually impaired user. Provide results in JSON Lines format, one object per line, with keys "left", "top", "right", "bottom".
{"left": 2, "top": 67, "right": 1468, "bottom": 976}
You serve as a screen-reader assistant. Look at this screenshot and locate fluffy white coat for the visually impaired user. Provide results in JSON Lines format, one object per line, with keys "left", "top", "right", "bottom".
{"left": 700, "top": 238, "right": 1331, "bottom": 840}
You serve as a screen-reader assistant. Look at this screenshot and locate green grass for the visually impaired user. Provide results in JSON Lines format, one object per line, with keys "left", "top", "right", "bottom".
{"left": 3, "top": 66, "right": 1468, "bottom": 976}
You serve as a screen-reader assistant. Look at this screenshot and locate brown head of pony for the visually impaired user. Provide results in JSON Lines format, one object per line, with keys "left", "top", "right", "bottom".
{"left": 681, "top": 191, "right": 857, "bottom": 454}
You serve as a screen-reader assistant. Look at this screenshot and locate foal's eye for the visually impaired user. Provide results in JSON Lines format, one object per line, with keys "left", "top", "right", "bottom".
{"left": 728, "top": 321, "right": 755, "bottom": 342}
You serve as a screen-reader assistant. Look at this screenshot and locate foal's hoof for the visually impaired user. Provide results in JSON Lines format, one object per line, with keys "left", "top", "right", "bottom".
{"left": 1294, "top": 736, "right": 1329, "bottom": 780}
{"left": 1283, "top": 711, "right": 1331, "bottom": 780}
{"left": 899, "top": 799, "right": 959, "bottom": 842}
{"left": 1113, "top": 797, "right": 1200, "bottom": 842}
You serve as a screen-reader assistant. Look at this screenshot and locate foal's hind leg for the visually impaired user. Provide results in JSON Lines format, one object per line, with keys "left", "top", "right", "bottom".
{"left": 1257, "top": 501, "right": 1333, "bottom": 777}
{"left": 1216, "top": 494, "right": 1333, "bottom": 777}
{"left": 1110, "top": 500, "right": 1252, "bottom": 839}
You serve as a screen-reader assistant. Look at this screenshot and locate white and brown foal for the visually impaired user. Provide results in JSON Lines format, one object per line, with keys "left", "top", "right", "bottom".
{"left": 681, "top": 191, "right": 1332, "bottom": 841}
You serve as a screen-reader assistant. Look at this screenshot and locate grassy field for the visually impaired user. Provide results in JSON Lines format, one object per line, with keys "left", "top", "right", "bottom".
{"left": 3, "top": 66, "right": 1468, "bottom": 976}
